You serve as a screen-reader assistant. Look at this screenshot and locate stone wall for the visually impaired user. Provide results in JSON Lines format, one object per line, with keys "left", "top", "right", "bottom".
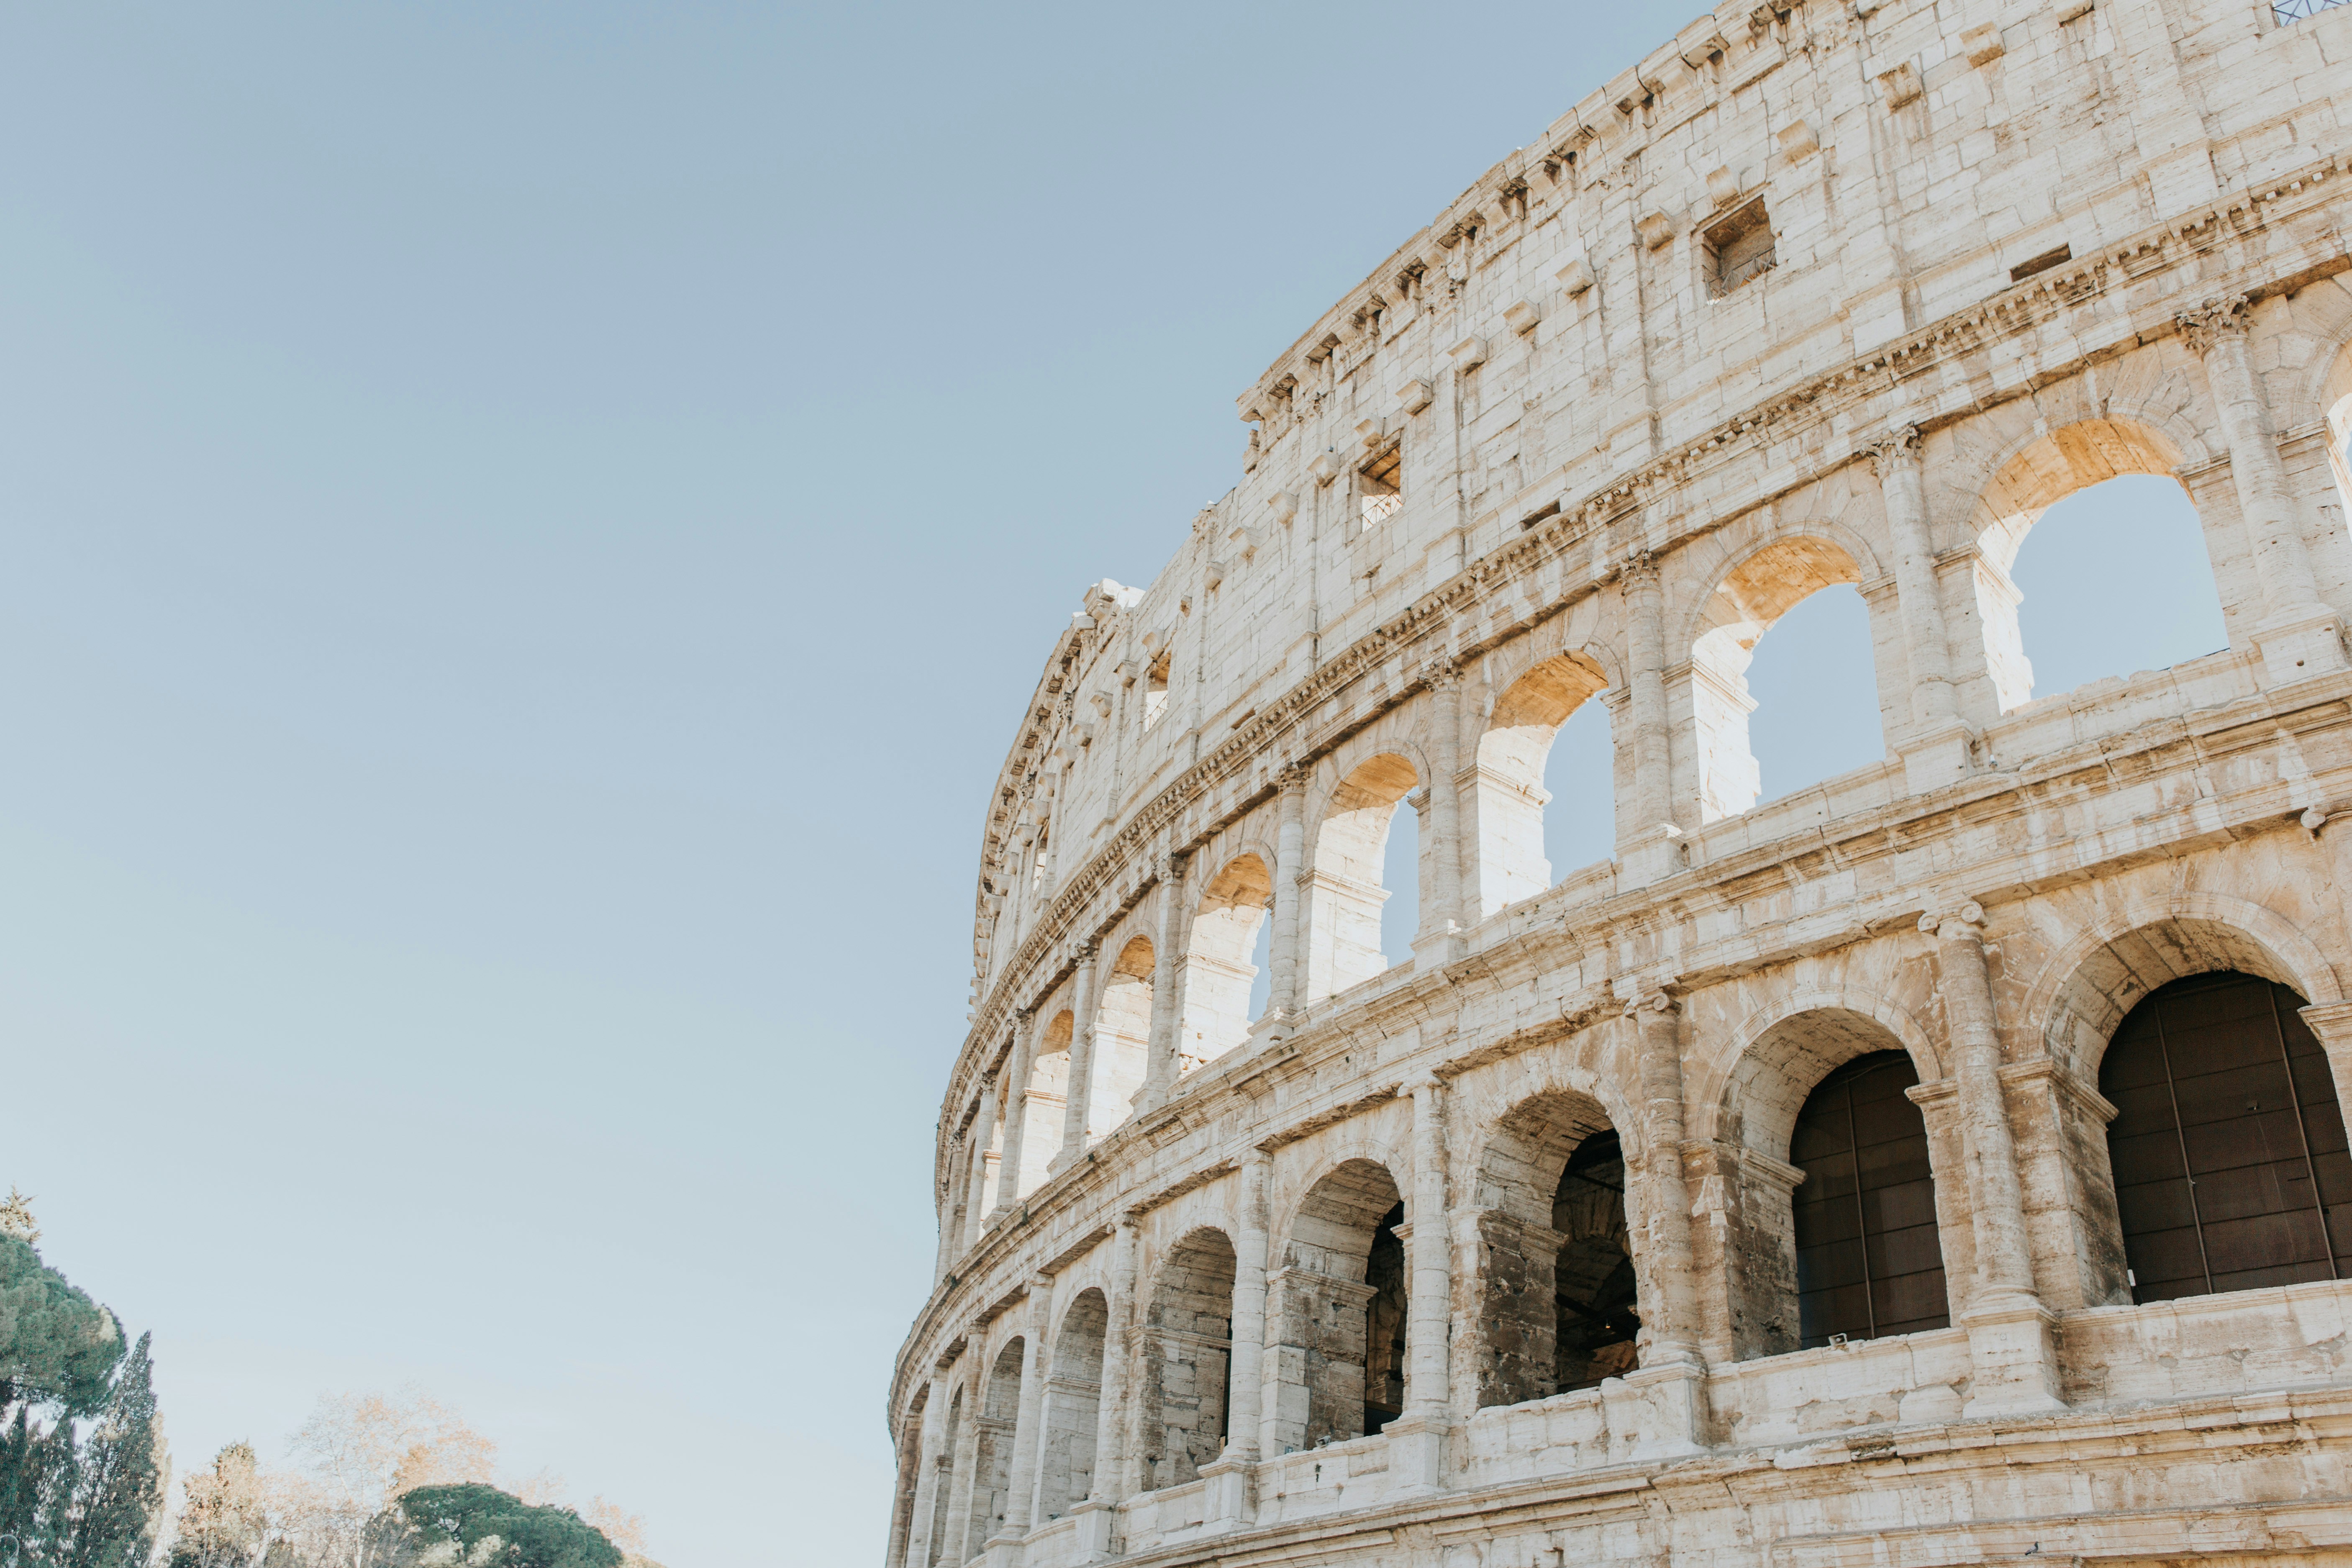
{"left": 889, "top": 0, "right": 2352, "bottom": 1562}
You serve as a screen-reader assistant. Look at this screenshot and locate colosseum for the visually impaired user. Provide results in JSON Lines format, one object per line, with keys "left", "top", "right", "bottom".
{"left": 886, "top": 0, "right": 2352, "bottom": 1560}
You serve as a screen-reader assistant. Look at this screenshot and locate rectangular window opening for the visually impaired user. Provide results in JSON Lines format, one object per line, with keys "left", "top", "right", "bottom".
{"left": 1703, "top": 198, "right": 1777, "bottom": 299}
{"left": 1144, "top": 649, "right": 1171, "bottom": 730}
{"left": 1359, "top": 441, "right": 1402, "bottom": 530}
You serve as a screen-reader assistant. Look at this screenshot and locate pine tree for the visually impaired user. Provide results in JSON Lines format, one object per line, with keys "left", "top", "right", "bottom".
{"left": 0, "top": 1237, "right": 123, "bottom": 1418}
{"left": 0, "top": 1401, "right": 79, "bottom": 1565}
{"left": 55, "top": 1334, "right": 167, "bottom": 1568}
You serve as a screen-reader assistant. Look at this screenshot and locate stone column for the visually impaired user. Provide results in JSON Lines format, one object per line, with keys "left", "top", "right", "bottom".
{"left": 1624, "top": 989, "right": 1706, "bottom": 1457}
{"left": 991, "top": 1012, "right": 1036, "bottom": 1222}
{"left": 1620, "top": 551, "right": 1684, "bottom": 886}
{"left": 901, "top": 1369, "right": 952, "bottom": 1568}
{"left": 966, "top": 1075, "right": 1000, "bottom": 1246}
{"left": 991, "top": 1276, "right": 1054, "bottom": 1555}
{"left": 1413, "top": 662, "right": 1469, "bottom": 969}
{"left": 1137, "top": 852, "right": 1192, "bottom": 1111}
{"left": 1386, "top": 1072, "right": 1454, "bottom": 1492}
{"left": 1203, "top": 1150, "right": 1269, "bottom": 1531}
{"left": 1259, "top": 765, "right": 1308, "bottom": 1035}
{"left": 2179, "top": 295, "right": 2347, "bottom": 684}
{"left": 1072, "top": 1220, "right": 1138, "bottom": 1563}
{"left": 1866, "top": 424, "right": 1973, "bottom": 790}
{"left": 1924, "top": 902, "right": 2064, "bottom": 1414}
{"left": 1054, "top": 947, "right": 1098, "bottom": 1170}
{"left": 937, "top": 1133, "right": 968, "bottom": 1281}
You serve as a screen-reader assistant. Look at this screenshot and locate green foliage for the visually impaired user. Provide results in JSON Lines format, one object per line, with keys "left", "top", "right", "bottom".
{"left": 391, "top": 1486, "right": 622, "bottom": 1568}
{"left": 0, "top": 1237, "right": 122, "bottom": 1419}
{"left": 54, "top": 1332, "right": 168, "bottom": 1568}
{"left": 0, "top": 1402, "right": 79, "bottom": 1558}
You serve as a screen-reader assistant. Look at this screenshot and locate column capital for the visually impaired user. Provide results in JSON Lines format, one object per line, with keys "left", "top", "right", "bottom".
{"left": 2176, "top": 293, "right": 2250, "bottom": 357}
{"left": 1919, "top": 899, "right": 1987, "bottom": 942}
{"left": 1397, "top": 1069, "right": 1447, "bottom": 1100}
{"left": 1621, "top": 547, "right": 1661, "bottom": 589}
{"left": 1622, "top": 985, "right": 1682, "bottom": 1017}
{"left": 1421, "top": 654, "right": 1463, "bottom": 689}
{"left": 1276, "top": 759, "right": 1311, "bottom": 792}
{"left": 1861, "top": 422, "right": 1922, "bottom": 479}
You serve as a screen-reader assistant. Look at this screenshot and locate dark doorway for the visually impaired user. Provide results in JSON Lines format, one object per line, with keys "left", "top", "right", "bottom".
{"left": 1363, "top": 1203, "right": 1408, "bottom": 1435}
{"left": 2100, "top": 971, "right": 2352, "bottom": 1301}
{"left": 1552, "top": 1130, "right": 1639, "bottom": 1389}
{"left": 1791, "top": 1050, "right": 1949, "bottom": 1347}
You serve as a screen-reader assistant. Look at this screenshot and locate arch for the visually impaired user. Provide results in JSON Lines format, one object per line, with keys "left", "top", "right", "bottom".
{"left": 1269, "top": 1157, "right": 1407, "bottom": 1452}
{"left": 2101, "top": 970, "right": 2352, "bottom": 1304}
{"left": 2024, "top": 898, "right": 2345, "bottom": 1081}
{"left": 1087, "top": 936, "right": 1157, "bottom": 1143}
{"left": 1138, "top": 1227, "right": 1237, "bottom": 1493}
{"left": 1684, "top": 534, "right": 1875, "bottom": 822}
{"left": 961, "top": 1339, "right": 1026, "bottom": 1562}
{"left": 1472, "top": 652, "right": 1611, "bottom": 914}
{"left": 886, "top": 1382, "right": 928, "bottom": 1568}
{"left": 1962, "top": 416, "right": 2213, "bottom": 712}
{"left": 1465, "top": 1088, "right": 1637, "bottom": 1409}
{"left": 1037, "top": 1288, "right": 1108, "bottom": 1519}
{"left": 1789, "top": 1050, "right": 1950, "bottom": 1347}
{"left": 1306, "top": 754, "right": 1421, "bottom": 1001}
{"left": 1180, "top": 853, "right": 1274, "bottom": 1073}
{"left": 1011, "top": 1010, "right": 1074, "bottom": 1202}
{"left": 1716, "top": 1004, "right": 1958, "bottom": 1361}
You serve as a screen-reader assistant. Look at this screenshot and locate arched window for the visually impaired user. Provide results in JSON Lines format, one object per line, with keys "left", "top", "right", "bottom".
{"left": 1037, "top": 1290, "right": 1106, "bottom": 1519}
{"left": 1969, "top": 419, "right": 2229, "bottom": 712}
{"left": 1689, "top": 536, "right": 1889, "bottom": 821}
{"left": 1306, "top": 755, "right": 1419, "bottom": 1001}
{"left": 1086, "top": 937, "right": 1155, "bottom": 1142}
{"left": 886, "top": 1386, "right": 927, "bottom": 1568}
{"left": 1009, "top": 1011, "right": 1072, "bottom": 1202}
{"left": 1139, "top": 1229, "right": 1236, "bottom": 1492}
{"left": 1473, "top": 653, "right": 1613, "bottom": 913}
{"left": 1180, "top": 855, "right": 1272, "bottom": 1073}
{"left": 2100, "top": 971, "right": 2352, "bottom": 1302}
{"left": 1272, "top": 1159, "right": 1405, "bottom": 1451}
{"left": 1790, "top": 1050, "right": 1949, "bottom": 1347}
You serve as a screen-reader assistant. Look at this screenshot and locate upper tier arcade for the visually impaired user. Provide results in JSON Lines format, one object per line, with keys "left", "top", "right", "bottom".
{"left": 892, "top": 0, "right": 2352, "bottom": 1562}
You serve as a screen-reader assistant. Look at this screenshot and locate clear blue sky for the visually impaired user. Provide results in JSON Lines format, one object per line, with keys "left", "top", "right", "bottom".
{"left": 0, "top": 7, "right": 2230, "bottom": 1566}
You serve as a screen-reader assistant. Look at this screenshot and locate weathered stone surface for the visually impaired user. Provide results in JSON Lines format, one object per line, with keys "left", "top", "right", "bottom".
{"left": 885, "top": 0, "right": 2352, "bottom": 1563}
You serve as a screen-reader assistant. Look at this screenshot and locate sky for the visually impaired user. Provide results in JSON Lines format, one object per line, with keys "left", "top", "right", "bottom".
{"left": 0, "top": 7, "right": 2237, "bottom": 1568}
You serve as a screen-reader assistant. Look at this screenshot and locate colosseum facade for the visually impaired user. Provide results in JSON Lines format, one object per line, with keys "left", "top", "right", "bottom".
{"left": 886, "top": 0, "right": 2352, "bottom": 1560}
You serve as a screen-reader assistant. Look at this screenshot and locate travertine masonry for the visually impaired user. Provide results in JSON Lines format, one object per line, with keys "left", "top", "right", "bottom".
{"left": 887, "top": 0, "right": 2352, "bottom": 1562}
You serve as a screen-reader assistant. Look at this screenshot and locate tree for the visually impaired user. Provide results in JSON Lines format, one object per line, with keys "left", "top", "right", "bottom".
{"left": 173, "top": 1443, "right": 270, "bottom": 1568}
{"left": 272, "top": 1393, "right": 498, "bottom": 1568}
{"left": 55, "top": 1332, "right": 168, "bottom": 1568}
{"left": 0, "top": 1235, "right": 123, "bottom": 1418}
{"left": 386, "top": 1486, "right": 620, "bottom": 1568}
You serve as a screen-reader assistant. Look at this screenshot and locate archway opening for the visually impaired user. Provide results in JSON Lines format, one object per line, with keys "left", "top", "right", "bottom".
{"left": 1307, "top": 754, "right": 1419, "bottom": 1001}
{"left": 1086, "top": 937, "right": 1155, "bottom": 1142}
{"left": 1790, "top": 1050, "right": 1949, "bottom": 1347}
{"left": 1469, "top": 1091, "right": 1636, "bottom": 1409}
{"left": 1971, "top": 419, "right": 2228, "bottom": 711}
{"left": 1475, "top": 653, "right": 1613, "bottom": 913}
{"left": 1139, "top": 1228, "right": 1236, "bottom": 1493}
{"left": 1272, "top": 1159, "right": 1406, "bottom": 1451}
{"left": 1038, "top": 1289, "right": 1106, "bottom": 1519}
{"left": 2100, "top": 971, "right": 2352, "bottom": 1303}
{"left": 1180, "top": 855, "right": 1272, "bottom": 1074}
{"left": 1690, "top": 536, "right": 1883, "bottom": 821}
{"left": 965, "top": 1340, "right": 1025, "bottom": 1561}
